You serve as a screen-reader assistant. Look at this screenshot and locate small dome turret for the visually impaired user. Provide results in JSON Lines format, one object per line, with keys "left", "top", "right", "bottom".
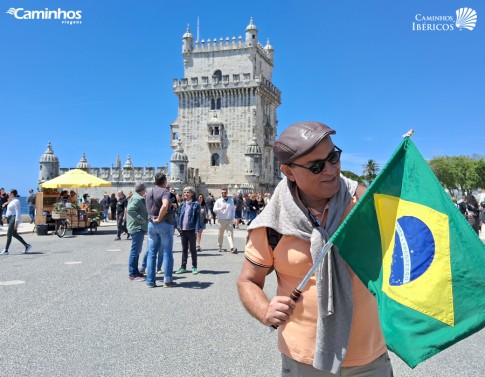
{"left": 245, "top": 137, "right": 262, "bottom": 155}
{"left": 40, "top": 141, "right": 59, "bottom": 163}
{"left": 245, "top": 17, "right": 258, "bottom": 46}
{"left": 170, "top": 141, "right": 189, "bottom": 162}
{"left": 245, "top": 17, "right": 258, "bottom": 32}
{"left": 76, "top": 152, "right": 90, "bottom": 169}
{"left": 124, "top": 154, "right": 134, "bottom": 169}
{"left": 182, "top": 24, "right": 194, "bottom": 55}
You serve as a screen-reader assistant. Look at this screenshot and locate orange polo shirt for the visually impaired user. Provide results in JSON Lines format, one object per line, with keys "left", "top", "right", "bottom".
{"left": 245, "top": 227, "right": 387, "bottom": 367}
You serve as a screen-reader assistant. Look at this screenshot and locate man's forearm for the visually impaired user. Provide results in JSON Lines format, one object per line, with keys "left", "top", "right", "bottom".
{"left": 237, "top": 280, "right": 270, "bottom": 325}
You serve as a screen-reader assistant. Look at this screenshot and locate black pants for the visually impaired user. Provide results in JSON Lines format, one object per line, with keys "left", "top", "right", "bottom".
{"left": 116, "top": 212, "right": 128, "bottom": 238}
{"left": 5, "top": 216, "right": 28, "bottom": 251}
{"left": 110, "top": 207, "right": 116, "bottom": 221}
{"left": 181, "top": 229, "right": 197, "bottom": 269}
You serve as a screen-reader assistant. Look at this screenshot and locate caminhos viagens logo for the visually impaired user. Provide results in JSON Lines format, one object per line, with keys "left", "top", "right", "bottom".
{"left": 6, "top": 7, "right": 82, "bottom": 25}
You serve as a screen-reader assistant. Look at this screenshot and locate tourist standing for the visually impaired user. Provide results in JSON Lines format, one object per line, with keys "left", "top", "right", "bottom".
{"left": 26, "top": 189, "right": 36, "bottom": 224}
{"left": 146, "top": 173, "right": 177, "bottom": 288}
{"left": 0, "top": 188, "right": 7, "bottom": 226}
{"left": 99, "top": 193, "right": 110, "bottom": 222}
{"left": 126, "top": 182, "right": 148, "bottom": 282}
{"left": 1, "top": 189, "right": 32, "bottom": 255}
{"left": 237, "top": 121, "right": 392, "bottom": 376}
{"left": 175, "top": 186, "right": 201, "bottom": 275}
{"left": 233, "top": 191, "right": 244, "bottom": 229}
{"left": 213, "top": 187, "right": 237, "bottom": 254}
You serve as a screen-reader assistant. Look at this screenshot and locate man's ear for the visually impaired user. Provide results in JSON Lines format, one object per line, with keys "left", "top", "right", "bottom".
{"left": 280, "top": 164, "right": 295, "bottom": 182}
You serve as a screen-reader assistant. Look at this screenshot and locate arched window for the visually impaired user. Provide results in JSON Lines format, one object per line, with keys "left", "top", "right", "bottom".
{"left": 211, "top": 153, "right": 220, "bottom": 166}
{"left": 180, "top": 164, "right": 185, "bottom": 174}
{"left": 213, "top": 70, "right": 222, "bottom": 81}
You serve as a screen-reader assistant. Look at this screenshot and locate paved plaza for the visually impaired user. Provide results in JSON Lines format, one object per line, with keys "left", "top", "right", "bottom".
{"left": 1, "top": 222, "right": 484, "bottom": 376}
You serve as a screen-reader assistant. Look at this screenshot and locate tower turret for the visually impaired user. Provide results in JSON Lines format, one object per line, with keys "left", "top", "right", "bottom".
{"left": 76, "top": 152, "right": 90, "bottom": 171}
{"left": 264, "top": 38, "right": 274, "bottom": 62}
{"left": 170, "top": 141, "right": 189, "bottom": 182}
{"left": 182, "top": 25, "right": 194, "bottom": 67}
{"left": 245, "top": 17, "right": 258, "bottom": 46}
{"left": 39, "top": 141, "right": 60, "bottom": 184}
{"left": 244, "top": 137, "right": 262, "bottom": 184}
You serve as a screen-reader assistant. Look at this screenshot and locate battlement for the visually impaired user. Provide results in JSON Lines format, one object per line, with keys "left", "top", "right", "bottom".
{"left": 173, "top": 74, "right": 281, "bottom": 102}
{"left": 190, "top": 36, "right": 272, "bottom": 61}
{"left": 59, "top": 166, "right": 167, "bottom": 183}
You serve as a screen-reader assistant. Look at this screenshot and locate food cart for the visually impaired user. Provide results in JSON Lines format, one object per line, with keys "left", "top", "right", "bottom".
{"left": 38, "top": 169, "right": 112, "bottom": 237}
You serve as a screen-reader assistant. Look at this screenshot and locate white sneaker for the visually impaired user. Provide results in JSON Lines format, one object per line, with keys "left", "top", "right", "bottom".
{"left": 24, "top": 244, "right": 32, "bottom": 254}
{"left": 0, "top": 249, "right": 8, "bottom": 255}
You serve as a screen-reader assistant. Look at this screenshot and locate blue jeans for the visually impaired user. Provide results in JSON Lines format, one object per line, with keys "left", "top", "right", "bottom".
{"left": 146, "top": 221, "right": 174, "bottom": 285}
{"left": 103, "top": 208, "right": 109, "bottom": 222}
{"left": 128, "top": 230, "right": 145, "bottom": 277}
{"left": 141, "top": 244, "right": 163, "bottom": 272}
{"left": 28, "top": 205, "right": 35, "bottom": 223}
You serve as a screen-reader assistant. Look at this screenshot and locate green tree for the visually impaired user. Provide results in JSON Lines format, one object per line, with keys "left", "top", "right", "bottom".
{"left": 341, "top": 170, "right": 365, "bottom": 185}
{"left": 362, "top": 159, "right": 380, "bottom": 186}
{"left": 429, "top": 156, "right": 485, "bottom": 196}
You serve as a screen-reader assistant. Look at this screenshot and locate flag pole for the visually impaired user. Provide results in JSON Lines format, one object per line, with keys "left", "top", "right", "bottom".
{"left": 269, "top": 240, "right": 334, "bottom": 331}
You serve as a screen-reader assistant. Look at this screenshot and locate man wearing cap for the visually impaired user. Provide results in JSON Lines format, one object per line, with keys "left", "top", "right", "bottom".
{"left": 126, "top": 182, "right": 148, "bottom": 282}
{"left": 237, "top": 121, "right": 392, "bottom": 376}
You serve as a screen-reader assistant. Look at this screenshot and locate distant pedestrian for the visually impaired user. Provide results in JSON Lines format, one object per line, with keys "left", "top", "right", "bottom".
{"left": 0, "top": 188, "right": 7, "bottom": 226}
{"left": 99, "top": 193, "right": 110, "bottom": 222}
{"left": 233, "top": 191, "right": 244, "bottom": 229}
{"left": 109, "top": 193, "right": 117, "bottom": 221}
{"left": 196, "top": 194, "right": 208, "bottom": 251}
{"left": 213, "top": 187, "right": 237, "bottom": 254}
{"left": 126, "top": 182, "right": 148, "bottom": 282}
{"left": 1, "top": 189, "right": 32, "bottom": 255}
{"left": 26, "top": 189, "right": 36, "bottom": 224}
{"left": 465, "top": 195, "right": 480, "bottom": 234}
{"left": 175, "top": 186, "right": 201, "bottom": 275}
{"left": 205, "top": 192, "right": 215, "bottom": 225}
{"left": 115, "top": 191, "right": 129, "bottom": 240}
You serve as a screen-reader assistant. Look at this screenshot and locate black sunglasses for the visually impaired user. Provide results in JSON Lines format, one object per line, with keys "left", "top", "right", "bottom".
{"left": 289, "top": 146, "right": 342, "bottom": 174}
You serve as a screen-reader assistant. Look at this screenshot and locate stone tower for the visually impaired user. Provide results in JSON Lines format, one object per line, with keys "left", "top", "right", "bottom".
{"left": 39, "top": 141, "right": 60, "bottom": 185}
{"left": 171, "top": 18, "right": 281, "bottom": 194}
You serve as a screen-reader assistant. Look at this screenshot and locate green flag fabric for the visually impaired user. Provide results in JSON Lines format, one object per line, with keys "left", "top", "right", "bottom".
{"left": 330, "top": 137, "right": 485, "bottom": 368}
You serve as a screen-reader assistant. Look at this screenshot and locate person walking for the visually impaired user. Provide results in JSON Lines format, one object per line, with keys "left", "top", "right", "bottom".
{"left": 126, "top": 182, "right": 148, "bottom": 282}
{"left": 114, "top": 191, "right": 129, "bottom": 240}
{"left": 196, "top": 194, "right": 208, "bottom": 252}
{"left": 205, "top": 192, "right": 215, "bottom": 225}
{"left": 26, "top": 189, "right": 36, "bottom": 224}
{"left": 109, "top": 193, "right": 117, "bottom": 221}
{"left": 1, "top": 189, "right": 32, "bottom": 255}
{"left": 213, "top": 187, "right": 237, "bottom": 254}
{"left": 145, "top": 173, "right": 177, "bottom": 288}
{"left": 175, "top": 187, "right": 201, "bottom": 275}
{"left": 237, "top": 121, "right": 393, "bottom": 376}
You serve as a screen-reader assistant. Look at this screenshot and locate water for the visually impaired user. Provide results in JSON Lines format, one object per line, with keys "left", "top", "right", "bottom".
{"left": 19, "top": 197, "right": 29, "bottom": 215}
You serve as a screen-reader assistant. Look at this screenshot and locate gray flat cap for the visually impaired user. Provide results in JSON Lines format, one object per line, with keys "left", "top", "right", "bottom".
{"left": 273, "top": 121, "right": 336, "bottom": 164}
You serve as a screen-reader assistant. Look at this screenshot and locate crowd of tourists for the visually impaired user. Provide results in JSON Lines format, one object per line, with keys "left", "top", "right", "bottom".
{"left": 120, "top": 173, "right": 272, "bottom": 288}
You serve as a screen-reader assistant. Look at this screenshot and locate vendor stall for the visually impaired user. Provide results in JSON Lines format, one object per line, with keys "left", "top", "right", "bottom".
{"left": 38, "top": 169, "right": 111, "bottom": 237}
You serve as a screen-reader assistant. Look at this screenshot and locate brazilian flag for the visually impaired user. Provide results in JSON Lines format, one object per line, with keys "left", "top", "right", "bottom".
{"left": 330, "top": 137, "right": 485, "bottom": 368}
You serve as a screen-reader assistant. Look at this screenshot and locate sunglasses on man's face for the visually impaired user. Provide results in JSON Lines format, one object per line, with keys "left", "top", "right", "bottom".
{"left": 289, "top": 146, "right": 342, "bottom": 175}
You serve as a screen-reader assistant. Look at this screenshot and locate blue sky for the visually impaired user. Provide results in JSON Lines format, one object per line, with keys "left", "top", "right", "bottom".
{"left": 1, "top": 0, "right": 484, "bottom": 195}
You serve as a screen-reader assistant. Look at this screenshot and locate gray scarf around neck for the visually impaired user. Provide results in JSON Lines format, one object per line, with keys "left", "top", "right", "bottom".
{"left": 248, "top": 176, "right": 358, "bottom": 374}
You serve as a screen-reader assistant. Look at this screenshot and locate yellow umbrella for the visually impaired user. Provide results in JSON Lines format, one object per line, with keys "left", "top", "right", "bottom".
{"left": 40, "top": 169, "right": 112, "bottom": 188}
